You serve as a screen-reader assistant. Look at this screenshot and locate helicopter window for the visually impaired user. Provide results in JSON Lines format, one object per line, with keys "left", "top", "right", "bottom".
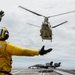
{"left": 46, "top": 25, "right": 48, "bottom": 26}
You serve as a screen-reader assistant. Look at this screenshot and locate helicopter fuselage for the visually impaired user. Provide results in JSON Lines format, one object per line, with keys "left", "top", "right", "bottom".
{"left": 40, "top": 22, "right": 52, "bottom": 41}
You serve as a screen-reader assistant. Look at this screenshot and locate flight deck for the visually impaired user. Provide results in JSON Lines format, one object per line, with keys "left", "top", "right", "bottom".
{"left": 11, "top": 68, "right": 74, "bottom": 75}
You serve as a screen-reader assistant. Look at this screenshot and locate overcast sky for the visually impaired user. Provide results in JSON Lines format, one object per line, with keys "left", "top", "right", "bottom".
{"left": 0, "top": 0, "right": 75, "bottom": 69}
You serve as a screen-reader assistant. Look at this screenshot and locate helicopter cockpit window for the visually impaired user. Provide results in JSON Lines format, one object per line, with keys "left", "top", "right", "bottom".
{"left": 46, "top": 25, "right": 48, "bottom": 26}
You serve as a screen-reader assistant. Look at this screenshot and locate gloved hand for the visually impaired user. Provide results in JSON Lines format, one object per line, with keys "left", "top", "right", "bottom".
{"left": 0, "top": 11, "right": 4, "bottom": 17}
{"left": 39, "top": 45, "right": 52, "bottom": 55}
{"left": 0, "top": 11, "right": 4, "bottom": 22}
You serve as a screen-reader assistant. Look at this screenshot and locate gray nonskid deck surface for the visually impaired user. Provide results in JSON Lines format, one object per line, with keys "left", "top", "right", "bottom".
{"left": 11, "top": 68, "right": 74, "bottom": 75}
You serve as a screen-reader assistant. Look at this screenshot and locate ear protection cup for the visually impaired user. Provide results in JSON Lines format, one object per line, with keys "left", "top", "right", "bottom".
{"left": 0, "top": 27, "right": 9, "bottom": 40}
{"left": 4, "top": 31, "right": 9, "bottom": 40}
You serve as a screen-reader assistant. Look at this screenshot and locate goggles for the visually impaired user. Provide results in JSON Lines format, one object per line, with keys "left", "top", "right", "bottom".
{"left": 0, "top": 29, "right": 2, "bottom": 36}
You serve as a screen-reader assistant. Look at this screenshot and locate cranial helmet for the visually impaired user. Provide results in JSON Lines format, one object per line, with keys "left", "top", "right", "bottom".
{"left": 0, "top": 27, "right": 9, "bottom": 40}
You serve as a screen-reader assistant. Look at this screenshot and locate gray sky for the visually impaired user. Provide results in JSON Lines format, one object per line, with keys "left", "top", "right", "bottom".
{"left": 0, "top": 0, "right": 75, "bottom": 69}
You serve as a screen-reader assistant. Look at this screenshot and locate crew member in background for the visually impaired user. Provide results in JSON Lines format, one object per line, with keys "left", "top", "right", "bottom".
{"left": 0, "top": 27, "right": 53, "bottom": 75}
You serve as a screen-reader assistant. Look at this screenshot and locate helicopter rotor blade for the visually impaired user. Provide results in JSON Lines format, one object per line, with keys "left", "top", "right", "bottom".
{"left": 48, "top": 10, "right": 75, "bottom": 18}
{"left": 52, "top": 21, "right": 68, "bottom": 28}
{"left": 19, "top": 6, "right": 45, "bottom": 17}
{"left": 27, "top": 23, "right": 40, "bottom": 28}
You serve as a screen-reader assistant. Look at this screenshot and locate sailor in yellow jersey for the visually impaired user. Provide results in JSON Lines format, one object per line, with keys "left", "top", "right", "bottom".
{"left": 0, "top": 27, "right": 52, "bottom": 75}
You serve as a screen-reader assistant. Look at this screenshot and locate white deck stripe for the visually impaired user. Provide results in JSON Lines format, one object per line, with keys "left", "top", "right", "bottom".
{"left": 54, "top": 70, "right": 74, "bottom": 75}
{"left": 12, "top": 70, "right": 23, "bottom": 75}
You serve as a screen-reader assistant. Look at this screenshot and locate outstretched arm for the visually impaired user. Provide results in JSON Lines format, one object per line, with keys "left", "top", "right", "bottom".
{"left": 6, "top": 43, "right": 52, "bottom": 56}
{"left": 6, "top": 42, "right": 39, "bottom": 56}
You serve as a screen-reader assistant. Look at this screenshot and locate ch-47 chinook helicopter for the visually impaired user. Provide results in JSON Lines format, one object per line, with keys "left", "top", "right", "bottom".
{"left": 19, "top": 6, "right": 75, "bottom": 41}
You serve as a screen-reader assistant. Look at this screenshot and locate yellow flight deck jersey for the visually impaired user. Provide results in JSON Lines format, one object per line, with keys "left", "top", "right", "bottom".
{"left": 0, "top": 41, "right": 39, "bottom": 75}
